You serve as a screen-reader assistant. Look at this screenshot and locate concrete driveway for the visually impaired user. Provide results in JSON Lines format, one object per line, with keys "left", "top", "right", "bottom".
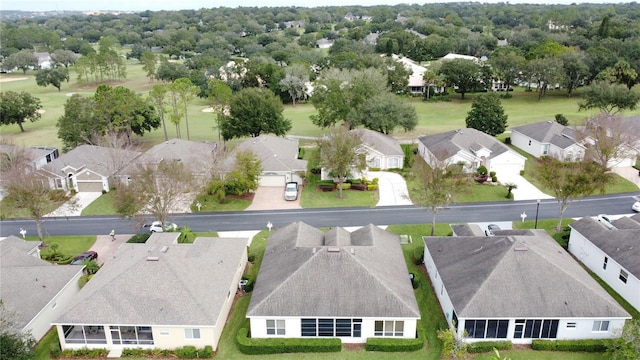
{"left": 87, "top": 234, "right": 132, "bottom": 266}
{"left": 45, "top": 192, "right": 102, "bottom": 217}
{"left": 369, "top": 171, "right": 413, "bottom": 206}
{"left": 498, "top": 174, "right": 553, "bottom": 201}
{"left": 612, "top": 166, "right": 640, "bottom": 189}
{"left": 245, "top": 186, "right": 302, "bottom": 211}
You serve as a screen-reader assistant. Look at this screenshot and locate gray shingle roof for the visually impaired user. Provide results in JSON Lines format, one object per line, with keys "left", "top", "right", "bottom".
{"left": 54, "top": 237, "right": 246, "bottom": 326}
{"left": 124, "top": 139, "right": 216, "bottom": 175}
{"left": 247, "top": 222, "right": 420, "bottom": 318}
{"left": 450, "top": 224, "right": 484, "bottom": 236}
{"left": 418, "top": 128, "right": 516, "bottom": 161}
{"left": 1, "top": 237, "right": 83, "bottom": 330}
{"left": 350, "top": 129, "right": 403, "bottom": 156}
{"left": 227, "top": 136, "right": 307, "bottom": 173}
{"left": 423, "top": 230, "right": 629, "bottom": 319}
{"left": 42, "top": 144, "right": 140, "bottom": 177}
{"left": 570, "top": 215, "right": 640, "bottom": 278}
{"left": 511, "top": 121, "right": 580, "bottom": 150}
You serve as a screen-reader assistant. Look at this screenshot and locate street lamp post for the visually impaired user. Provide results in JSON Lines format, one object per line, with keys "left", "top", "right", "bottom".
{"left": 534, "top": 199, "right": 541, "bottom": 229}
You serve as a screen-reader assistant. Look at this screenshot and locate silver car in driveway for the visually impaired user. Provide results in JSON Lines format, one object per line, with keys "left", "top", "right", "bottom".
{"left": 284, "top": 182, "right": 299, "bottom": 201}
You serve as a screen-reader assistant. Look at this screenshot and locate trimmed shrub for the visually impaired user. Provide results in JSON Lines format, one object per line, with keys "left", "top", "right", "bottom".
{"left": 365, "top": 333, "right": 424, "bottom": 352}
{"left": 467, "top": 341, "right": 513, "bottom": 353}
{"left": 531, "top": 339, "right": 609, "bottom": 352}
{"left": 491, "top": 175, "right": 498, "bottom": 183}
{"left": 337, "top": 183, "right": 351, "bottom": 190}
{"left": 127, "top": 233, "right": 151, "bottom": 243}
{"left": 369, "top": 167, "right": 381, "bottom": 171}
{"left": 351, "top": 183, "right": 367, "bottom": 191}
{"left": 241, "top": 275, "right": 254, "bottom": 292}
{"left": 61, "top": 348, "right": 108, "bottom": 357}
{"left": 237, "top": 328, "right": 341, "bottom": 354}
{"left": 298, "top": 148, "right": 305, "bottom": 159}
{"left": 367, "top": 184, "right": 379, "bottom": 191}
{"left": 489, "top": 171, "right": 496, "bottom": 177}
{"left": 413, "top": 247, "right": 424, "bottom": 265}
{"left": 520, "top": 170, "right": 525, "bottom": 176}
{"left": 476, "top": 165, "right": 488, "bottom": 175}
{"left": 505, "top": 137, "right": 511, "bottom": 144}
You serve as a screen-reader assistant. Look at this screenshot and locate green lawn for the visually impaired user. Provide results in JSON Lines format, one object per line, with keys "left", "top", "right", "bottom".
{"left": 27, "top": 235, "right": 96, "bottom": 259}
{"left": 81, "top": 191, "right": 116, "bottom": 216}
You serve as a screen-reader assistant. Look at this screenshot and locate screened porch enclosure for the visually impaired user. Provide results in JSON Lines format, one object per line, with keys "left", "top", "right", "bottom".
{"left": 62, "top": 325, "right": 154, "bottom": 346}
{"left": 62, "top": 325, "right": 107, "bottom": 344}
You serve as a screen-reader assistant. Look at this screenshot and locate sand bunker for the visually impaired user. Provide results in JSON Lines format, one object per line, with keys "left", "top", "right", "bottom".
{"left": 0, "top": 77, "right": 28, "bottom": 83}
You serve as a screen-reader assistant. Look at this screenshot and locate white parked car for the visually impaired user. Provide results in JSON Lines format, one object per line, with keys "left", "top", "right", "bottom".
{"left": 284, "top": 182, "right": 299, "bottom": 201}
{"left": 632, "top": 201, "right": 640, "bottom": 212}
{"left": 148, "top": 221, "right": 178, "bottom": 233}
{"left": 597, "top": 214, "right": 615, "bottom": 230}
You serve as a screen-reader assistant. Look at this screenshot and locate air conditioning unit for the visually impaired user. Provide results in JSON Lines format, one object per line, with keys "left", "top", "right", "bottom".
{"left": 239, "top": 280, "right": 248, "bottom": 291}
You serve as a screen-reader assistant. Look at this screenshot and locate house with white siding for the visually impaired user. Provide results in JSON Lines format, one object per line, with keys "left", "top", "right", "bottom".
{"left": 1, "top": 236, "right": 83, "bottom": 341}
{"left": 423, "top": 228, "right": 630, "bottom": 344}
{"left": 568, "top": 214, "right": 640, "bottom": 313}
{"left": 247, "top": 222, "right": 420, "bottom": 343}
{"left": 53, "top": 233, "right": 247, "bottom": 351}
{"left": 511, "top": 121, "right": 585, "bottom": 161}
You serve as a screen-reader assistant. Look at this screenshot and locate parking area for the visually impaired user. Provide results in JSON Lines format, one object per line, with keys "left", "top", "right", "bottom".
{"left": 245, "top": 186, "right": 302, "bottom": 211}
{"left": 87, "top": 234, "right": 132, "bottom": 266}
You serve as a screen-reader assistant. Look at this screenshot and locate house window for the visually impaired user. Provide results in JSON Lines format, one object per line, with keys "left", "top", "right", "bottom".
{"left": 301, "top": 318, "right": 360, "bottom": 337}
{"left": 369, "top": 158, "right": 381, "bottom": 168}
{"left": 513, "top": 319, "right": 559, "bottom": 339}
{"left": 387, "top": 157, "right": 400, "bottom": 168}
{"left": 266, "top": 320, "right": 285, "bottom": 335}
{"left": 184, "top": 328, "right": 201, "bottom": 339}
{"left": 374, "top": 320, "right": 404, "bottom": 337}
{"left": 464, "top": 319, "right": 509, "bottom": 339}
{"left": 567, "top": 322, "right": 576, "bottom": 328}
{"left": 318, "top": 319, "right": 334, "bottom": 336}
{"left": 301, "top": 319, "right": 317, "bottom": 337}
{"left": 565, "top": 151, "right": 573, "bottom": 161}
{"left": 603, "top": 257, "right": 608, "bottom": 270}
{"left": 593, "top": 321, "right": 610, "bottom": 332}
{"left": 619, "top": 270, "right": 628, "bottom": 284}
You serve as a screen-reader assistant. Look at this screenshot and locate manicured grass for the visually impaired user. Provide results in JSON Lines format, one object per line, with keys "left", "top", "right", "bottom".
{"left": 81, "top": 191, "right": 116, "bottom": 216}
{"left": 27, "top": 235, "right": 96, "bottom": 258}
{"left": 33, "top": 328, "right": 60, "bottom": 360}
{"left": 0, "top": 196, "right": 68, "bottom": 219}
{"left": 191, "top": 193, "right": 252, "bottom": 212}
{"left": 473, "top": 350, "right": 607, "bottom": 360}
{"left": 300, "top": 186, "right": 378, "bottom": 208}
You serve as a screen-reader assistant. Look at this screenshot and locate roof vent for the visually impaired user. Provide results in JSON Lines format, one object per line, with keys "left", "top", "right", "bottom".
{"left": 161, "top": 246, "right": 169, "bottom": 253}
{"left": 312, "top": 247, "right": 317, "bottom": 253}
{"left": 514, "top": 247, "right": 528, "bottom": 251}
{"left": 350, "top": 248, "right": 355, "bottom": 255}
{"left": 146, "top": 256, "right": 160, "bottom": 261}
{"left": 327, "top": 247, "right": 340, "bottom": 253}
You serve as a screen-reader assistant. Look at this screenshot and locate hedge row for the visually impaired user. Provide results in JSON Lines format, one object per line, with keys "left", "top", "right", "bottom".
{"left": 365, "top": 332, "right": 424, "bottom": 352}
{"left": 121, "top": 345, "right": 213, "bottom": 358}
{"left": 60, "top": 348, "right": 109, "bottom": 357}
{"left": 467, "top": 340, "right": 513, "bottom": 353}
{"left": 237, "top": 328, "right": 341, "bottom": 355}
{"left": 532, "top": 339, "right": 609, "bottom": 352}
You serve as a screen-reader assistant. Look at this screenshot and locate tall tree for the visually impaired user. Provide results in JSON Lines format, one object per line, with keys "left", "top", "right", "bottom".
{"left": 489, "top": 46, "right": 526, "bottom": 92}
{"left": 438, "top": 58, "right": 481, "bottom": 100}
{"left": 606, "top": 319, "right": 640, "bottom": 360}
{"left": 348, "top": 92, "right": 418, "bottom": 134}
{"left": 0, "top": 300, "right": 36, "bottom": 360}
{"left": 578, "top": 81, "right": 640, "bottom": 115}
{"left": 35, "top": 67, "right": 69, "bottom": 91}
{"left": 533, "top": 156, "right": 612, "bottom": 230}
{"left": 465, "top": 93, "right": 508, "bottom": 136}
{"left": 317, "top": 129, "right": 367, "bottom": 199}
{"left": 0, "top": 91, "right": 42, "bottom": 132}
{"left": 596, "top": 60, "right": 638, "bottom": 90}
{"left": 3, "top": 49, "right": 38, "bottom": 74}
{"left": 279, "top": 63, "right": 310, "bottom": 107}
{"left": 50, "top": 49, "right": 77, "bottom": 68}
{"left": 156, "top": 60, "right": 189, "bottom": 82}
{"left": 114, "top": 159, "right": 194, "bottom": 228}
{"left": 311, "top": 68, "right": 388, "bottom": 128}
{"left": 140, "top": 51, "right": 158, "bottom": 82}
{"left": 169, "top": 78, "right": 199, "bottom": 140}
{"left": 56, "top": 94, "right": 96, "bottom": 151}
{"left": 148, "top": 84, "right": 170, "bottom": 141}
{"left": 224, "top": 151, "right": 263, "bottom": 195}
{"left": 527, "top": 57, "right": 564, "bottom": 100}
{"left": 206, "top": 79, "right": 233, "bottom": 143}
{"left": 410, "top": 153, "right": 470, "bottom": 236}
{"left": 220, "top": 88, "right": 291, "bottom": 140}
{"left": 560, "top": 50, "right": 589, "bottom": 97}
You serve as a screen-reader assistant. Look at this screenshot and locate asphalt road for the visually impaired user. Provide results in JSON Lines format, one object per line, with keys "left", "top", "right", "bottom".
{"left": 2, "top": 192, "right": 639, "bottom": 238}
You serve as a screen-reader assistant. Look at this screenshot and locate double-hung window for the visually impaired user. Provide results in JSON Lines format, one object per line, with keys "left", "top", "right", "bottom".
{"left": 266, "top": 320, "right": 285, "bottom": 335}
{"left": 184, "top": 328, "right": 200, "bottom": 339}
{"left": 593, "top": 321, "right": 609, "bottom": 332}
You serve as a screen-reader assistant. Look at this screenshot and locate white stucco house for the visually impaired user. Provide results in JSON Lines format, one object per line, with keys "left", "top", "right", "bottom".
{"left": 0, "top": 236, "right": 83, "bottom": 341}
{"left": 320, "top": 129, "right": 404, "bottom": 181}
{"left": 568, "top": 213, "right": 640, "bottom": 312}
{"left": 511, "top": 121, "right": 585, "bottom": 161}
{"left": 39, "top": 145, "right": 140, "bottom": 193}
{"left": 418, "top": 128, "right": 526, "bottom": 178}
{"left": 423, "top": 227, "right": 630, "bottom": 344}
{"left": 228, "top": 135, "right": 307, "bottom": 186}
{"left": 53, "top": 233, "right": 248, "bottom": 351}
{"left": 247, "top": 222, "right": 420, "bottom": 343}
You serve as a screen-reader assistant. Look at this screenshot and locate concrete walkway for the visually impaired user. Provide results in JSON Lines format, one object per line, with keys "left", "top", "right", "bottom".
{"left": 369, "top": 171, "right": 413, "bottom": 206}
{"left": 45, "top": 192, "right": 102, "bottom": 217}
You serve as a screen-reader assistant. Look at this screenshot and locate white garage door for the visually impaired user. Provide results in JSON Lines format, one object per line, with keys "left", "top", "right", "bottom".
{"left": 77, "top": 181, "right": 103, "bottom": 192}
{"left": 259, "top": 175, "right": 286, "bottom": 187}
{"left": 491, "top": 163, "right": 522, "bottom": 178}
